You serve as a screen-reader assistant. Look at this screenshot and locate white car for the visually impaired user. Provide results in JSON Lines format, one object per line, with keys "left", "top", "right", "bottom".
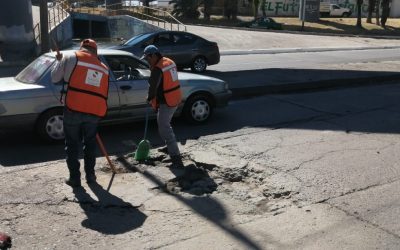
{"left": 0, "top": 49, "right": 231, "bottom": 142}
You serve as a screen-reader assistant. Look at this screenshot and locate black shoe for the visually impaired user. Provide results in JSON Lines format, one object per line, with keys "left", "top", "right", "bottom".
{"left": 65, "top": 178, "right": 81, "bottom": 187}
{"left": 86, "top": 174, "right": 97, "bottom": 184}
{"left": 171, "top": 155, "right": 184, "bottom": 168}
{"left": 157, "top": 146, "right": 169, "bottom": 154}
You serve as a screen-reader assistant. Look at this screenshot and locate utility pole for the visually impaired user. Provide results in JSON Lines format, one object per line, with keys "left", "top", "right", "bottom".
{"left": 40, "top": 0, "right": 50, "bottom": 54}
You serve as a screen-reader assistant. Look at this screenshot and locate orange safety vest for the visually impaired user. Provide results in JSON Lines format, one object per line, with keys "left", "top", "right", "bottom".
{"left": 150, "top": 57, "right": 182, "bottom": 110}
{"left": 66, "top": 51, "right": 109, "bottom": 117}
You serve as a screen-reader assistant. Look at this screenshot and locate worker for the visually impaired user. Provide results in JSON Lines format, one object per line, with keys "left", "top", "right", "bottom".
{"left": 51, "top": 39, "right": 109, "bottom": 187}
{"left": 141, "top": 45, "right": 183, "bottom": 167}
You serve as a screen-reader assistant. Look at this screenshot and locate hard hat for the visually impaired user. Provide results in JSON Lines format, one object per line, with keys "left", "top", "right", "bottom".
{"left": 80, "top": 39, "right": 97, "bottom": 50}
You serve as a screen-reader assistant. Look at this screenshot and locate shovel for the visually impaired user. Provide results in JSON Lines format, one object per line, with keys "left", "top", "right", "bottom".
{"left": 135, "top": 107, "right": 151, "bottom": 161}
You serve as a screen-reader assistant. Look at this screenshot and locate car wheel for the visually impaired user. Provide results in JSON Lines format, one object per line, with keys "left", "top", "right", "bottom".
{"left": 36, "top": 108, "right": 65, "bottom": 143}
{"left": 191, "top": 56, "right": 207, "bottom": 73}
{"left": 183, "top": 94, "right": 213, "bottom": 124}
{"left": 342, "top": 12, "right": 350, "bottom": 17}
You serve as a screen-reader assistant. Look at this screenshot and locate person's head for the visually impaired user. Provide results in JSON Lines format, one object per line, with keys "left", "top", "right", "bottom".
{"left": 141, "top": 45, "right": 162, "bottom": 67}
{"left": 80, "top": 39, "right": 97, "bottom": 55}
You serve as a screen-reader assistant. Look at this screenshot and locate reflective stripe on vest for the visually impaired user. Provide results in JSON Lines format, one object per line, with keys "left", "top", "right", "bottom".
{"left": 66, "top": 51, "right": 109, "bottom": 117}
{"left": 154, "top": 57, "right": 182, "bottom": 108}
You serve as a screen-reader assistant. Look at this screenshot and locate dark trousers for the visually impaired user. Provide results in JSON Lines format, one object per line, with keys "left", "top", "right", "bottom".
{"left": 63, "top": 108, "right": 99, "bottom": 181}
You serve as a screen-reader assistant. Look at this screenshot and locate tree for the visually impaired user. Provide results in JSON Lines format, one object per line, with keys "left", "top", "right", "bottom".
{"left": 381, "top": 0, "right": 390, "bottom": 28}
{"left": 356, "top": 0, "right": 363, "bottom": 28}
{"left": 375, "top": 0, "right": 380, "bottom": 25}
{"left": 367, "top": 0, "right": 376, "bottom": 23}
{"left": 223, "top": 0, "right": 238, "bottom": 20}
{"left": 203, "top": 0, "right": 214, "bottom": 21}
{"left": 253, "top": 0, "right": 260, "bottom": 19}
{"left": 260, "top": 0, "right": 266, "bottom": 17}
{"left": 170, "top": 0, "right": 201, "bottom": 19}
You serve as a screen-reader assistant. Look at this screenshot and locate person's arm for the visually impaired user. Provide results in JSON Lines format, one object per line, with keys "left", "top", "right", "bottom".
{"left": 50, "top": 53, "right": 76, "bottom": 83}
{"left": 147, "top": 67, "right": 162, "bottom": 102}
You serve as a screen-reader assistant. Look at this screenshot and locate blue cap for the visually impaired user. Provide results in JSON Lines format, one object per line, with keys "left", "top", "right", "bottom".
{"left": 140, "top": 45, "right": 160, "bottom": 60}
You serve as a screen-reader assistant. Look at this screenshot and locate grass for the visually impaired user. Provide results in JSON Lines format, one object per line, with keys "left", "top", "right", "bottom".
{"left": 184, "top": 16, "right": 400, "bottom": 36}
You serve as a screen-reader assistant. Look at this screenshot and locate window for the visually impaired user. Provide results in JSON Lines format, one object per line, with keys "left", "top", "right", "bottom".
{"left": 104, "top": 55, "right": 148, "bottom": 81}
{"left": 154, "top": 34, "right": 172, "bottom": 46}
{"left": 173, "top": 33, "right": 196, "bottom": 45}
{"left": 16, "top": 55, "right": 55, "bottom": 84}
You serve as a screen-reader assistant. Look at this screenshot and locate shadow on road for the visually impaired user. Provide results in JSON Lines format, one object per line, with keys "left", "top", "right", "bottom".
{"left": 72, "top": 182, "right": 147, "bottom": 234}
{"left": 117, "top": 157, "right": 263, "bottom": 249}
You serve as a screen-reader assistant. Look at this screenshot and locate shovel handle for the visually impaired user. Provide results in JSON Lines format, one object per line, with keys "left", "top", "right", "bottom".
{"left": 96, "top": 133, "right": 117, "bottom": 173}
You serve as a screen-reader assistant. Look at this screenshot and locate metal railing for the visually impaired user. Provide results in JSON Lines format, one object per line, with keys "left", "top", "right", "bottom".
{"left": 48, "top": 0, "right": 69, "bottom": 31}
{"left": 72, "top": 2, "right": 186, "bottom": 32}
{"left": 33, "top": 0, "right": 70, "bottom": 45}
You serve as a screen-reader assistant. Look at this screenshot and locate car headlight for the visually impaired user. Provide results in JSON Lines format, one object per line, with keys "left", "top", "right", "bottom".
{"left": 0, "top": 103, "right": 5, "bottom": 115}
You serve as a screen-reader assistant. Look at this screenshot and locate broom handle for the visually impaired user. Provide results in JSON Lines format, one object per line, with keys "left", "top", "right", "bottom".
{"left": 96, "top": 133, "right": 117, "bottom": 173}
{"left": 144, "top": 107, "right": 149, "bottom": 139}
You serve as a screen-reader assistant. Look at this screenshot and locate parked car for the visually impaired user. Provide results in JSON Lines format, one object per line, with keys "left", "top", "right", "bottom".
{"left": 320, "top": 3, "right": 352, "bottom": 17}
{"left": 237, "top": 17, "right": 283, "bottom": 30}
{"left": 111, "top": 31, "right": 220, "bottom": 73}
{"left": 0, "top": 49, "right": 231, "bottom": 142}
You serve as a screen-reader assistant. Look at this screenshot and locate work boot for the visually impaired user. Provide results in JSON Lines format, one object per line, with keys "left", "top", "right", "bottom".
{"left": 171, "top": 155, "right": 184, "bottom": 168}
{"left": 65, "top": 178, "right": 81, "bottom": 188}
{"left": 86, "top": 174, "right": 97, "bottom": 184}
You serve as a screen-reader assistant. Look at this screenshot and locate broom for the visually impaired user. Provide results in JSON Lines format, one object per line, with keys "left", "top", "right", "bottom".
{"left": 135, "top": 107, "right": 151, "bottom": 161}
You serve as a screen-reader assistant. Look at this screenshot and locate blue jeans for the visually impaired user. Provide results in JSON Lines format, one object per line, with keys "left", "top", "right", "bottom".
{"left": 63, "top": 108, "right": 99, "bottom": 181}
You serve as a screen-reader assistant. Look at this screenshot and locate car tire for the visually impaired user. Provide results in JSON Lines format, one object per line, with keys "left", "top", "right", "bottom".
{"left": 342, "top": 12, "right": 350, "bottom": 17}
{"left": 36, "top": 108, "right": 65, "bottom": 143}
{"left": 183, "top": 94, "right": 213, "bottom": 124}
{"left": 191, "top": 56, "right": 207, "bottom": 73}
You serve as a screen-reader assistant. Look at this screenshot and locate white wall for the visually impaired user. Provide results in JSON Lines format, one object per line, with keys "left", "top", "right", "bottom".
{"left": 259, "top": 0, "right": 400, "bottom": 17}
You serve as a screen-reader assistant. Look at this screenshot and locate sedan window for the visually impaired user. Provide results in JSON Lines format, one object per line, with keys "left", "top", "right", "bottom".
{"left": 16, "top": 55, "right": 55, "bottom": 84}
{"left": 173, "top": 33, "right": 196, "bottom": 45}
{"left": 154, "top": 34, "right": 173, "bottom": 46}
{"left": 104, "top": 55, "right": 148, "bottom": 81}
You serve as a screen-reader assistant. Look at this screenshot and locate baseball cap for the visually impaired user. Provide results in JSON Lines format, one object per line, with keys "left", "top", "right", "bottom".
{"left": 140, "top": 45, "right": 159, "bottom": 60}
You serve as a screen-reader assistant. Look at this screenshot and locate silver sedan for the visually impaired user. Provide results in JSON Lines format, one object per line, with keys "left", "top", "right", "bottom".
{"left": 0, "top": 49, "right": 231, "bottom": 142}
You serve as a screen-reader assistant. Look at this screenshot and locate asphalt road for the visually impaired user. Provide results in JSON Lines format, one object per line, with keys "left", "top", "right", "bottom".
{"left": 204, "top": 48, "right": 400, "bottom": 91}
{"left": 1, "top": 81, "right": 400, "bottom": 168}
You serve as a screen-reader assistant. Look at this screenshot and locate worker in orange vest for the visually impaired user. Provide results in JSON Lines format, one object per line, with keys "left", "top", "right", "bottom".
{"left": 141, "top": 45, "right": 183, "bottom": 167}
{"left": 51, "top": 39, "right": 109, "bottom": 187}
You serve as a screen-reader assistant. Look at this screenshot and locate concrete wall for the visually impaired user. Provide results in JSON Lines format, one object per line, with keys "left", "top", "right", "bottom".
{"left": 0, "top": 0, "right": 36, "bottom": 61}
{"left": 257, "top": 0, "right": 400, "bottom": 17}
{"left": 108, "top": 15, "right": 163, "bottom": 40}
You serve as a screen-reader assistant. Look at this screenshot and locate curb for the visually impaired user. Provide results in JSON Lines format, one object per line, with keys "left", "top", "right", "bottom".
{"left": 220, "top": 45, "right": 400, "bottom": 56}
{"left": 230, "top": 73, "right": 400, "bottom": 99}
{"left": 187, "top": 23, "right": 400, "bottom": 40}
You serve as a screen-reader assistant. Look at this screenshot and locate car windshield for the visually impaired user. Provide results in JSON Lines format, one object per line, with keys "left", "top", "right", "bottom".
{"left": 123, "top": 33, "right": 153, "bottom": 46}
{"left": 16, "top": 55, "right": 55, "bottom": 84}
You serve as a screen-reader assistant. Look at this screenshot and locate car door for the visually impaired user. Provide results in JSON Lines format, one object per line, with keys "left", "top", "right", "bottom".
{"left": 330, "top": 5, "right": 341, "bottom": 16}
{"left": 103, "top": 55, "right": 150, "bottom": 120}
{"left": 168, "top": 32, "right": 197, "bottom": 66}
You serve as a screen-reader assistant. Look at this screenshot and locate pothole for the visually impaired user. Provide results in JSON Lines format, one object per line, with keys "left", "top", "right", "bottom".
{"left": 166, "top": 164, "right": 218, "bottom": 196}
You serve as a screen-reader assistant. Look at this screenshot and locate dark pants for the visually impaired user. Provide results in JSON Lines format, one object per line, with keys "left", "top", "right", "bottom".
{"left": 63, "top": 108, "right": 99, "bottom": 181}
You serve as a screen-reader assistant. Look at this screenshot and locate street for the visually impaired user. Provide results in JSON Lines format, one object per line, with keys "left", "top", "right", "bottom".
{"left": 1, "top": 81, "right": 400, "bottom": 248}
